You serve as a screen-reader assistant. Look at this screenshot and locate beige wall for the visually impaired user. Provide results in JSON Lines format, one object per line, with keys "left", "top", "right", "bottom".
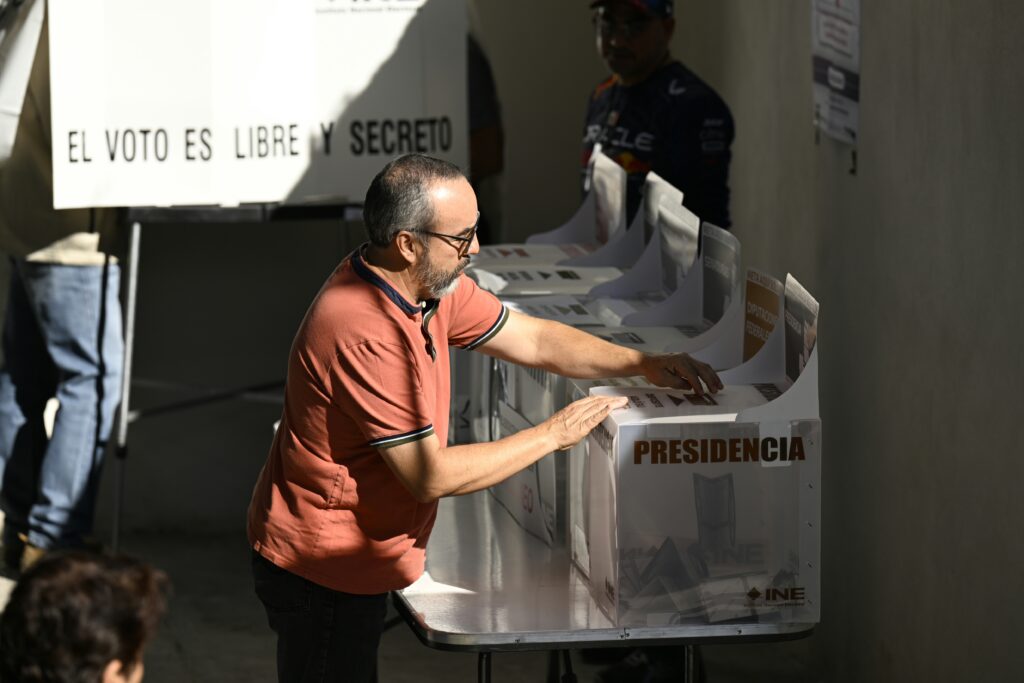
{"left": 472, "top": 0, "right": 607, "bottom": 240}
{"left": 668, "top": 1, "right": 1023, "bottom": 680}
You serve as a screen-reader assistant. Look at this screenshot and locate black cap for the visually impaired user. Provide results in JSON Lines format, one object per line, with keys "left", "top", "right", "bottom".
{"left": 590, "top": 0, "right": 673, "bottom": 18}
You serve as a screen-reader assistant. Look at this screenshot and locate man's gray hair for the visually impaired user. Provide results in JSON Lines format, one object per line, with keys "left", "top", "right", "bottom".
{"left": 363, "top": 154, "right": 466, "bottom": 247}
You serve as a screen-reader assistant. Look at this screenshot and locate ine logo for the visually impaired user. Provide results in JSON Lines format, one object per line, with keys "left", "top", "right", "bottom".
{"left": 746, "top": 586, "right": 806, "bottom": 606}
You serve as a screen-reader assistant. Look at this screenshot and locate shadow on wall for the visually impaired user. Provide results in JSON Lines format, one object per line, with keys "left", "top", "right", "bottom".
{"left": 286, "top": 0, "right": 466, "bottom": 204}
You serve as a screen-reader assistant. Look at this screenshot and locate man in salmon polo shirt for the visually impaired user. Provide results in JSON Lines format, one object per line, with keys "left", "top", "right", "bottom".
{"left": 247, "top": 153, "right": 722, "bottom": 682}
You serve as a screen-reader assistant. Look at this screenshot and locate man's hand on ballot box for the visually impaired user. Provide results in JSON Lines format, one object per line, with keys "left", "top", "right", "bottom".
{"left": 543, "top": 395, "right": 630, "bottom": 451}
{"left": 638, "top": 353, "right": 722, "bottom": 396}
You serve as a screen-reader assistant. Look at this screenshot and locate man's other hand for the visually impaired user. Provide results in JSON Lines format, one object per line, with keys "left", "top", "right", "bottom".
{"left": 543, "top": 395, "right": 629, "bottom": 451}
{"left": 640, "top": 353, "right": 723, "bottom": 396}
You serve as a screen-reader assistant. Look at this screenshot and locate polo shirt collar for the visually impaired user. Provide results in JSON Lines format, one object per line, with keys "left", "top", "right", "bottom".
{"left": 352, "top": 245, "right": 438, "bottom": 317}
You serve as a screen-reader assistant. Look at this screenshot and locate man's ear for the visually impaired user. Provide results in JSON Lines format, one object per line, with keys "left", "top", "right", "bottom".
{"left": 394, "top": 231, "right": 423, "bottom": 265}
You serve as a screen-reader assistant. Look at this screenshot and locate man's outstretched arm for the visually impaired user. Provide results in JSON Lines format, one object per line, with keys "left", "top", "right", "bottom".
{"left": 378, "top": 394, "right": 628, "bottom": 503}
{"left": 477, "top": 309, "right": 723, "bottom": 395}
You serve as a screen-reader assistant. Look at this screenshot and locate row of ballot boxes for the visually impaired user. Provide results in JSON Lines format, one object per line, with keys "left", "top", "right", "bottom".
{"left": 451, "top": 152, "right": 821, "bottom": 628}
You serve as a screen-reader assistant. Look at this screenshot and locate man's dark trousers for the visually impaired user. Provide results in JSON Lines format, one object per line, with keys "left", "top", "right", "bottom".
{"left": 252, "top": 552, "right": 388, "bottom": 683}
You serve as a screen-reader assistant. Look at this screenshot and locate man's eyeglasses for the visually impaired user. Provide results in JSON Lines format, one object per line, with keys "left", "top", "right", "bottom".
{"left": 413, "top": 213, "right": 480, "bottom": 256}
{"left": 593, "top": 15, "right": 654, "bottom": 40}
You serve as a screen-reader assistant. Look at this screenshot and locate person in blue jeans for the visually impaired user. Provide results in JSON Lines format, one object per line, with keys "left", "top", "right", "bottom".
{"left": 0, "top": 259, "right": 123, "bottom": 565}
{"left": 0, "top": 7, "right": 124, "bottom": 570}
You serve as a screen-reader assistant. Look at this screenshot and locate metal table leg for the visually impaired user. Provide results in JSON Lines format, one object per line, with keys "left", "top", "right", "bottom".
{"left": 477, "top": 652, "right": 491, "bottom": 683}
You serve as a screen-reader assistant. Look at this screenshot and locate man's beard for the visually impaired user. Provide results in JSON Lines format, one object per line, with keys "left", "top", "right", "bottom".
{"left": 416, "top": 253, "right": 469, "bottom": 299}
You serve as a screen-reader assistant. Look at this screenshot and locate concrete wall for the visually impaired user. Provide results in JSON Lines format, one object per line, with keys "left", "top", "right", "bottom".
{"left": 671, "top": 1, "right": 1024, "bottom": 681}
{"left": 472, "top": 0, "right": 607, "bottom": 240}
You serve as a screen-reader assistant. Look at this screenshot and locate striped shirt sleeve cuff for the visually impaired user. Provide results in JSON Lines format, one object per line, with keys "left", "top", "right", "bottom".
{"left": 369, "top": 425, "right": 435, "bottom": 449}
{"left": 463, "top": 306, "right": 509, "bottom": 350}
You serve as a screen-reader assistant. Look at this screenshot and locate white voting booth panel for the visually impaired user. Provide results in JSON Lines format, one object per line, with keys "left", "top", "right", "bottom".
{"left": 455, "top": 253, "right": 747, "bottom": 442}
{"left": 569, "top": 268, "right": 786, "bottom": 398}
{"left": 452, "top": 223, "right": 748, "bottom": 475}
{"left": 472, "top": 164, "right": 682, "bottom": 271}
{"left": 581, "top": 196, "right": 700, "bottom": 327}
{"left": 48, "top": 0, "right": 467, "bottom": 208}
{"left": 563, "top": 170, "right": 683, "bottom": 269}
{"left": 569, "top": 275, "right": 821, "bottom": 627}
{"left": 471, "top": 152, "right": 620, "bottom": 268}
{"left": 587, "top": 202, "right": 741, "bottom": 331}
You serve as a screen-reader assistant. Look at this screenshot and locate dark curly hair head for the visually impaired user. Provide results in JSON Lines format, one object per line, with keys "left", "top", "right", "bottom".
{"left": 0, "top": 551, "right": 169, "bottom": 683}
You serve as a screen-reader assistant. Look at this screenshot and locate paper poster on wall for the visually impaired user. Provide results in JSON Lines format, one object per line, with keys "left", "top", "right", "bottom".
{"left": 811, "top": 0, "right": 860, "bottom": 146}
{"left": 48, "top": 0, "right": 467, "bottom": 209}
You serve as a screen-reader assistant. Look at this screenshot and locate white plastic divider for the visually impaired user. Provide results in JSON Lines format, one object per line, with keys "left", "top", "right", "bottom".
{"left": 622, "top": 222, "right": 740, "bottom": 327}
{"left": 559, "top": 171, "right": 683, "bottom": 268}
{"left": 739, "top": 346, "right": 819, "bottom": 422}
{"left": 719, "top": 273, "right": 818, "bottom": 393}
{"left": 585, "top": 195, "right": 701, "bottom": 303}
{"left": 584, "top": 221, "right": 664, "bottom": 298}
{"left": 556, "top": 205, "right": 643, "bottom": 267}
{"left": 686, "top": 268, "right": 783, "bottom": 370}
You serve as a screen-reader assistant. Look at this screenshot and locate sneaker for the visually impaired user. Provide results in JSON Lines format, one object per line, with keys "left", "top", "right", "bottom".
{"left": 4, "top": 532, "right": 105, "bottom": 574}
{"left": 18, "top": 534, "right": 47, "bottom": 572}
{"left": 20, "top": 543, "right": 47, "bottom": 571}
